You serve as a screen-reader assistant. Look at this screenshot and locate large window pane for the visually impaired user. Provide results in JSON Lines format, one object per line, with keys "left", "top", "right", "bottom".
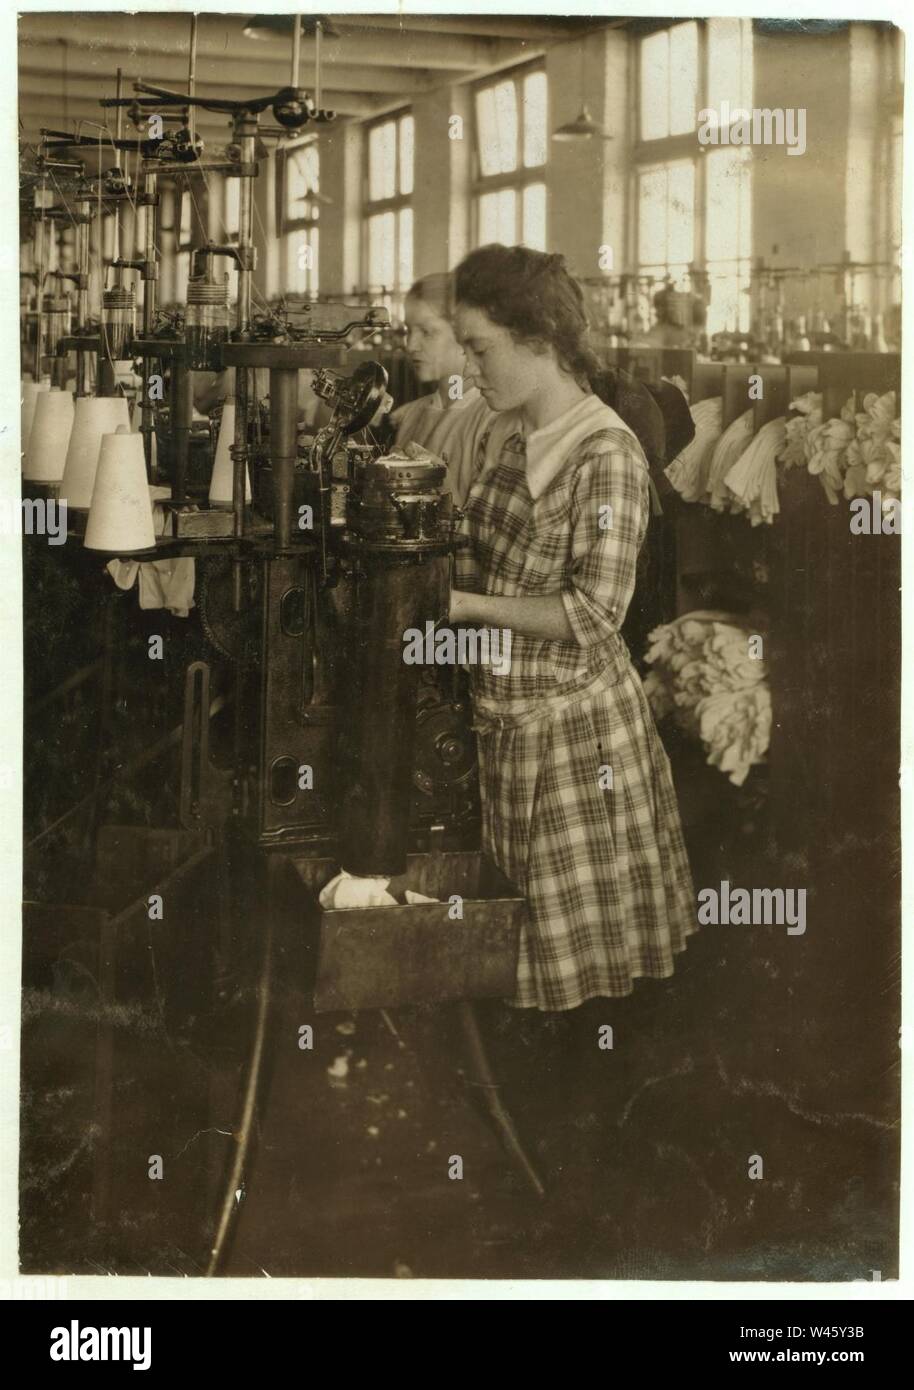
{"left": 368, "top": 211, "right": 395, "bottom": 288}
{"left": 285, "top": 227, "right": 319, "bottom": 295}
{"left": 706, "top": 259, "right": 751, "bottom": 335}
{"left": 707, "top": 18, "right": 753, "bottom": 116}
{"left": 638, "top": 161, "right": 695, "bottom": 269}
{"left": 398, "top": 115, "right": 414, "bottom": 196}
{"left": 705, "top": 148, "right": 751, "bottom": 263}
{"left": 640, "top": 30, "right": 669, "bottom": 141}
{"left": 641, "top": 22, "right": 698, "bottom": 140}
{"left": 522, "top": 70, "right": 547, "bottom": 167}
{"left": 476, "top": 79, "right": 518, "bottom": 176}
{"left": 522, "top": 182, "right": 546, "bottom": 250}
{"left": 285, "top": 142, "right": 319, "bottom": 222}
{"left": 669, "top": 22, "right": 698, "bottom": 134}
{"left": 667, "top": 161, "right": 695, "bottom": 263}
{"left": 478, "top": 188, "right": 516, "bottom": 246}
{"left": 638, "top": 167, "right": 667, "bottom": 265}
{"left": 368, "top": 122, "right": 397, "bottom": 202}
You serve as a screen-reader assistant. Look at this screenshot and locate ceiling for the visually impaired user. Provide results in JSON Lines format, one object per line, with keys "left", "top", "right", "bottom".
{"left": 18, "top": 11, "right": 620, "bottom": 151}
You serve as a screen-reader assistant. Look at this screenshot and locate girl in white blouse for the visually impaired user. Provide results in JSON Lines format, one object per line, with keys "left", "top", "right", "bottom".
{"left": 391, "top": 273, "right": 498, "bottom": 507}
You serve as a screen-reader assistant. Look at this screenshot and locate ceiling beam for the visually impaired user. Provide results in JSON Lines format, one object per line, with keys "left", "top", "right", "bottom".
{"left": 19, "top": 42, "right": 466, "bottom": 97}
{"left": 330, "top": 15, "right": 613, "bottom": 41}
{"left": 18, "top": 12, "right": 524, "bottom": 73}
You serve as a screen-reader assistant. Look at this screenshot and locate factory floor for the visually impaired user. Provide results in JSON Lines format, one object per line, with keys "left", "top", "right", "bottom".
{"left": 19, "top": 745, "right": 899, "bottom": 1284}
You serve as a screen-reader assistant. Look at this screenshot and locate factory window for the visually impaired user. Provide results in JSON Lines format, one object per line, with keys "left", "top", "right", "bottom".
{"left": 637, "top": 160, "right": 696, "bottom": 288}
{"left": 363, "top": 111, "right": 414, "bottom": 300}
{"left": 473, "top": 65, "right": 547, "bottom": 250}
{"left": 704, "top": 146, "right": 752, "bottom": 336}
{"left": 279, "top": 139, "right": 320, "bottom": 296}
{"left": 635, "top": 18, "right": 754, "bottom": 334}
{"left": 639, "top": 21, "right": 699, "bottom": 140}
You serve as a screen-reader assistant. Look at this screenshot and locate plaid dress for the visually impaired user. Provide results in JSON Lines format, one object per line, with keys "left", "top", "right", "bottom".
{"left": 457, "top": 401, "right": 697, "bottom": 1011}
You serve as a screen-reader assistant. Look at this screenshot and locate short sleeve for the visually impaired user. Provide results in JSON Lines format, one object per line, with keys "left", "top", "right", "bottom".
{"left": 560, "top": 435, "right": 649, "bottom": 648}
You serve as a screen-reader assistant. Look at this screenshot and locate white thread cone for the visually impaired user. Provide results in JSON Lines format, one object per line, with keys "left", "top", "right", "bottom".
{"left": 24, "top": 388, "right": 75, "bottom": 482}
{"left": 21, "top": 379, "right": 51, "bottom": 457}
{"left": 208, "top": 400, "right": 251, "bottom": 506}
{"left": 61, "top": 396, "right": 131, "bottom": 509}
{"left": 84, "top": 424, "right": 156, "bottom": 552}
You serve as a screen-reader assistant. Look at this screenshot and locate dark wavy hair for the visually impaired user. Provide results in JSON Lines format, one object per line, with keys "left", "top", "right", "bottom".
{"left": 454, "top": 244, "right": 601, "bottom": 386}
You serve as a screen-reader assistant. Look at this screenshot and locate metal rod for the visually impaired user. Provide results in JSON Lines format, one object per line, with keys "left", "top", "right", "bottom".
{"left": 75, "top": 189, "right": 90, "bottom": 394}
{"left": 114, "top": 69, "right": 123, "bottom": 264}
{"left": 231, "top": 113, "right": 257, "bottom": 607}
{"left": 291, "top": 14, "right": 302, "bottom": 88}
{"left": 141, "top": 166, "right": 158, "bottom": 476}
{"left": 269, "top": 367, "right": 298, "bottom": 550}
{"left": 171, "top": 354, "right": 193, "bottom": 503}
{"left": 188, "top": 14, "right": 198, "bottom": 145}
{"left": 315, "top": 20, "right": 322, "bottom": 110}
{"left": 34, "top": 177, "right": 46, "bottom": 377}
{"left": 455, "top": 1002, "right": 547, "bottom": 1199}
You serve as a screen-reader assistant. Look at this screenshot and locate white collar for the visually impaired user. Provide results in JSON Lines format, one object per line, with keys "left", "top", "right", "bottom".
{"left": 508, "top": 394, "right": 641, "bottom": 499}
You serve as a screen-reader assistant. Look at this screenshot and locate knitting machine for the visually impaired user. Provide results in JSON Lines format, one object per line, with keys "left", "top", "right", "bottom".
{"left": 21, "top": 19, "right": 541, "bottom": 1270}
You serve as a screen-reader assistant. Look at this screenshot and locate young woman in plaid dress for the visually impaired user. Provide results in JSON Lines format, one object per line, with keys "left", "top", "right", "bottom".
{"left": 450, "top": 245, "right": 696, "bottom": 1012}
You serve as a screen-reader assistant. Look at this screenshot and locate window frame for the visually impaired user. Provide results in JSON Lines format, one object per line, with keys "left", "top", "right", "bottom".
{"left": 471, "top": 60, "right": 548, "bottom": 249}
{"left": 277, "top": 137, "right": 321, "bottom": 235}
{"left": 277, "top": 137, "right": 321, "bottom": 297}
{"left": 633, "top": 18, "right": 755, "bottom": 334}
{"left": 361, "top": 107, "right": 414, "bottom": 297}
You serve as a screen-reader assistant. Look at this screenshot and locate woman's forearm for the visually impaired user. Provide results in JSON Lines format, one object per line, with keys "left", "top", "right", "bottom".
{"left": 449, "top": 588, "right": 575, "bottom": 642}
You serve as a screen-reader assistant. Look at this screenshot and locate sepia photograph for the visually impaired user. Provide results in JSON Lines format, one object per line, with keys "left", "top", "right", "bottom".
{"left": 8, "top": 2, "right": 906, "bottom": 1297}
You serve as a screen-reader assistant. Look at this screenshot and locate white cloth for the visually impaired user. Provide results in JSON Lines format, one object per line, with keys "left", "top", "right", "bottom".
{"left": 318, "top": 870, "right": 397, "bottom": 910}
{"left": 105, "top": 487, "right": 196, "bottom": 617}
{"left": 665, "top": 397, "right": 724, "bottom": 502}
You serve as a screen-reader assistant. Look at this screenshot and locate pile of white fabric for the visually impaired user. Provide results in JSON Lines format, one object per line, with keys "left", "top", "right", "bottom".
{"left": 706, "top": 408, "right": 756, "bottom": 513}
{"left": 318, "top": 870, "right": 438, "bottom": 910}
{"left": 643, "top": 611, "right": 771, "bottom": 788}
{"left": 664, "top": 397, "right": 723, "bottom": 503}
{"left": 722, "top": 416, "right": 787, "bottom": 526}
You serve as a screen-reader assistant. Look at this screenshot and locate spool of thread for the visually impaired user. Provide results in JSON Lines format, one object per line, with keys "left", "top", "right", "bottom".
{"left": 61, "top": 396, "right": 131, "bottom": 509}
{"left": 24, "top": 388, "right": 75, "bottom": 483}
{"left": 21, "top": 378, "right": 51, "bottom": 456}
{"left": 209, "top": 399, "right": 251, "bottom": 506}
{"left": 84, "top": 424, "right": 156, "bottom": 553}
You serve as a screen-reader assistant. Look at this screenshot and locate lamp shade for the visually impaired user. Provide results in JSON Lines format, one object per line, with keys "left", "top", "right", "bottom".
{"left": 551, "top": 106, "right": 609, "bottom": 141}
{"left": 24, "top": 387, "right": 74, "bottom": 482}
{"left": 209, "top": 400, "right": 252, "bottom": 506}
{"left": 84, "top": 425, "right": 156, "bottom": 553}
{"left": 61, "top": 396, "right": 131, "bottom": 509}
